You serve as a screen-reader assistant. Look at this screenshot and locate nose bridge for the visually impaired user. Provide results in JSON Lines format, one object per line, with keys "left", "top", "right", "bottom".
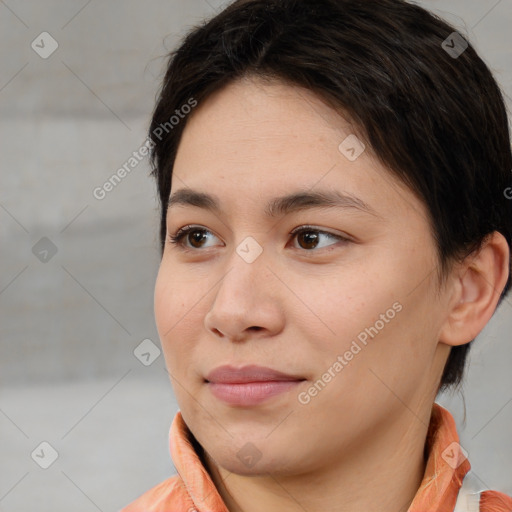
{"left": 204, "top": 237, "right": 278, "bottom": 338}
{"left": 216, "top": 237, "right": 269, "bottom": 304}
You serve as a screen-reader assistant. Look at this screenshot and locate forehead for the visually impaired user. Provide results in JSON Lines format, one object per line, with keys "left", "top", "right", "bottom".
{"left": 171, "top": 77, "right": 426, "bottom": 224}
{"left": 178, "top": 76, "right": 356, "bottom": 161}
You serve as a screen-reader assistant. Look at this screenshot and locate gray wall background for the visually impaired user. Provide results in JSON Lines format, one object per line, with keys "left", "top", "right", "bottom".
{"left": 0, "top": 1, "right": 511, "bottom": 511}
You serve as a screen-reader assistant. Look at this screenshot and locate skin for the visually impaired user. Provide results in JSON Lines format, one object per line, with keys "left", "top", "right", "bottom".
{"left": 153, "top": 76, "right": 510, "bottom": 512}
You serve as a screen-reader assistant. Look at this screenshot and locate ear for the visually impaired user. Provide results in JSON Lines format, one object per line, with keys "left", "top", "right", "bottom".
{"left": 439, "top": 231, "right": 510, "bottom": 347}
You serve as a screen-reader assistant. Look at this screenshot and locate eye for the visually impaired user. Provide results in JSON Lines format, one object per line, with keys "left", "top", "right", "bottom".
{"left": 167, "top": 225, "right": 350, "bottom": 252}
{"left": 167, "top": 225, "right": 220, "bottom": 250}
{"left": 289, "top": 225, "right": 349, "bottom": 250}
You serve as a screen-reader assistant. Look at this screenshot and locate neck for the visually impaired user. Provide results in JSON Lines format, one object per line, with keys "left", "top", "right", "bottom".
{"left": 203, "top": 405, "right": 431, "bottom": 512}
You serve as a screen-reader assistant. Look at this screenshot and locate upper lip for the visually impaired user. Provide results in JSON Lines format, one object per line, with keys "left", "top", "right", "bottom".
{"left": 205, "top": 364, "right": 305, "bottom": 384}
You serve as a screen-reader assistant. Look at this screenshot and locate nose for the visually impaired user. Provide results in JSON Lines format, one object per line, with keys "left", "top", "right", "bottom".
{"left": 203, "top": 249, "right": 284, "bottom": 343}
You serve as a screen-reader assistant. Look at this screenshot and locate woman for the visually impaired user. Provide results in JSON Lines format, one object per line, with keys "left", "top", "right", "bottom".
{"left": 122, "top": 0, "right": 512, "bottom": 510}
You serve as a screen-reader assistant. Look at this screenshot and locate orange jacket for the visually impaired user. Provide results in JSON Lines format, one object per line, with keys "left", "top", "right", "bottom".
{"left": 121, "top": 403, "right": 512, "bottom": 511}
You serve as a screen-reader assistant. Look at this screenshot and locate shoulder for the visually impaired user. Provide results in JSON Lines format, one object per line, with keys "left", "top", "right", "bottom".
{"left": 120, "top": 474, "right": 194, "bottom": 512}
{"left": 479, "top": 489, "right": 512, "bottom": 512}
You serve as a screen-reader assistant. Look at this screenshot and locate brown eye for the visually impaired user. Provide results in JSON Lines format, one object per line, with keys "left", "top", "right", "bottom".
{"left": 296, "top": 231, "right": 320, "bottom": 250}
{"left": 168, "top": 225, "right": 349, "bottom": 252}
{"left": 187, "top": 229, "right": 208, "bottom": 248}
{"left": 290, "top": 226, "right": 348, "bottom": 251}
{"left": 168, "top": 226, "right": 219, "bottom": 250}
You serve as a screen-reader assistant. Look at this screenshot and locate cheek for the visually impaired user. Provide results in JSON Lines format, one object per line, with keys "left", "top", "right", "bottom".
{"left": 153, "top": 261, "right": 210, "bottom": 382}
{"left": 154, "top": 264, "right": 190, "bottom": 369}
{"left": 304, "top": 254, "right": 431, "bottom": 378}
{"left": 297, "top": 265, "right": 394, "bottom": 345}
{"left": 153, "top": 265, "right": 172, "bottom": 340}
{"left": 154, "top": 260, "right": 195, "bottom": 336}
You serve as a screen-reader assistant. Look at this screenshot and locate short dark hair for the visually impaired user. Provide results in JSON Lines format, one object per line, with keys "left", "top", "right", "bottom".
{"left": 148, "top": 0, "right": 512, "bottom": 391}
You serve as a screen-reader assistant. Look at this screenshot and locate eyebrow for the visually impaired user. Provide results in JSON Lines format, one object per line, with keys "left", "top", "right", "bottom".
{"left": 167, "top": 188, "right": 379, "bottom": 219}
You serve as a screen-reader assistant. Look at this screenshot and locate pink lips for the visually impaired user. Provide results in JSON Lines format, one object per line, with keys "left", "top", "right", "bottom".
{"left": 205, "top": 364, "right": 306, "bottom": 406}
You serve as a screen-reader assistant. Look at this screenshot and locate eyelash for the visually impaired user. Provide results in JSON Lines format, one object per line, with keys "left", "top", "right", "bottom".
{"left": 167, "top": 225, "right": 350, "bottom": 252}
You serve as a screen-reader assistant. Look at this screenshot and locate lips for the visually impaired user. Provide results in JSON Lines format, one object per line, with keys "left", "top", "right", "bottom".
{"left": 205, "top": 364, "right": 305, "bottom": 384}
{"left": 205, "top": 365, "right": 306, "bottom": 406}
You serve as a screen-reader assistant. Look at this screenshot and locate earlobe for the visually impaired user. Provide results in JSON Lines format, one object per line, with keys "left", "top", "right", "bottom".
{"left": 439, "top": 231, "right": 510, "bottom": 347}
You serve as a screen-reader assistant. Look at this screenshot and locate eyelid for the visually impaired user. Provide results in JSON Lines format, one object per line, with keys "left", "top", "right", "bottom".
{"left": 289, "top": 224, "right": 350, "bottom": 240}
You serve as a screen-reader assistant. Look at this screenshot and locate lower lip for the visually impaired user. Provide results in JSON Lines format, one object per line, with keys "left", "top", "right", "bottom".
{"left": 207, "top": 380, "right": 304, "bottom": 406}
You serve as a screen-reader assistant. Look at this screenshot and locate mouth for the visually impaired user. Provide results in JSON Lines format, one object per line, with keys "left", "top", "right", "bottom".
{"left": 205, "top": 364, "right": 306, "bottom": 406}
{"left": 205, "top": 364, "right": 305, "bottom": 384}
{"left": 206, "top": 380, "right": 305, "bottom": 406}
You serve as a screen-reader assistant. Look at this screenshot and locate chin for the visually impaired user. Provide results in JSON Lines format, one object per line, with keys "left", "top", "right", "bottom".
{"left": 207, "top": 444, "right": 300, "bottom": 478}
{"left": 214, "top": 455, "right": 281, "bottom": 477}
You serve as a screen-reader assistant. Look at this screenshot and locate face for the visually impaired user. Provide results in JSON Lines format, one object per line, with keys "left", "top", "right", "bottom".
{"left": 154, "top": 76, "right": 451, "bottom": 477}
